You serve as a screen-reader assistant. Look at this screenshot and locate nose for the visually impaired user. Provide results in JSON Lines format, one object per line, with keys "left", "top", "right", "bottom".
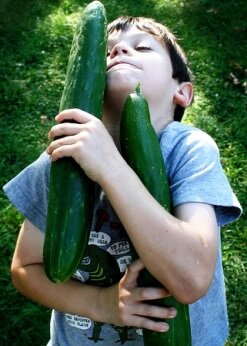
{"left": 109, "top": 42, "right": 130, "bottom": 58}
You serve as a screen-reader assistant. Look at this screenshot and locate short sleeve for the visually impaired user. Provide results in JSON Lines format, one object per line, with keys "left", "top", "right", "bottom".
{"left": 3, "top": 151, "right": 50, "bottom": 232}
{"left": 160, "top": 123, "right": 242, "bottom": 227}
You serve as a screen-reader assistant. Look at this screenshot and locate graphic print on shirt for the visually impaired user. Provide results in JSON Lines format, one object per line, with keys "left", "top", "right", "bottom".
{"left": 66, "top": 208, "right": 135, "bottom": 343}
{"left": 88, "top": 209, "right": 132, "bottom": 274}
{"left": 79, "top": 244, "right": 122, "bottom": 287}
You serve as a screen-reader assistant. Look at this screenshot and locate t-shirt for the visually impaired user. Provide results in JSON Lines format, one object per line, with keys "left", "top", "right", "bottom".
{"left": 3, "top": 121, "right": 242, "bottom": 346}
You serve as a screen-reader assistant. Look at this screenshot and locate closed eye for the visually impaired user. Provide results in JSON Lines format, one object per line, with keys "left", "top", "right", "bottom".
{"left": 136, "top": 46, "right": 152, "bottom": 52}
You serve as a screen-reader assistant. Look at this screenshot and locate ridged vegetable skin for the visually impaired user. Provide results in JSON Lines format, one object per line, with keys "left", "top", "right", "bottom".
{"left": 120, "top": 85, "right": 191, "bottom": 345}
{"left": 43, "top": 1, "right": 107, "bottom": 283}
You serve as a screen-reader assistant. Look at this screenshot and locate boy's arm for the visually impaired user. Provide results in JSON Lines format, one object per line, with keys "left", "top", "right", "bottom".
{"left": 100, "top": 163, "right": 218, "bottom": 304}
{"left": 47, "top": 109, "right": 218, "bottom": 304}
{"left": 11, "top": 219, "right": 102, "bottom": 318}
{"left": 11, "top": 219, "right": 175, "bottom": 332}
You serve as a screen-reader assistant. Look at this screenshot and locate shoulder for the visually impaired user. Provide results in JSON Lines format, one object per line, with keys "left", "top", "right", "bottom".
{"left": 159, "top": 122, "right": 242, "bottom": 225}
{"left": 159, "top": 121, "right": 219, "bottom": 158}
{"left": 4, "top": 151, "right": 50, "bottom": 190}
{"left": 28, "top": 151, "right": 51, "bottom": 172}
{"left": 3, "top": 152, "right": 51, "bottom": 232}
{"left": 159, "top": 122, "right": 220, "bottom": 176}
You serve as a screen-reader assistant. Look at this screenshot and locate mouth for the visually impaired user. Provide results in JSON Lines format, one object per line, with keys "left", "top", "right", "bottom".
{"left": 107, "top": 60, "right": 138, "bottom": 71}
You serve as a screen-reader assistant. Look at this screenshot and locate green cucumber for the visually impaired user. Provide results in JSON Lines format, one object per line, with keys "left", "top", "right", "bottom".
{"left": 43, "top": 1, "right": 107, "bottom": 283}
{"left": 120, "top": 85, "right": 191, "bottom": 345}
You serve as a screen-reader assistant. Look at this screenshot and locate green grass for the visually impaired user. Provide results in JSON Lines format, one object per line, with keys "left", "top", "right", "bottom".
{"left": 0, "top": 0, "right": 246, "bottom": 345}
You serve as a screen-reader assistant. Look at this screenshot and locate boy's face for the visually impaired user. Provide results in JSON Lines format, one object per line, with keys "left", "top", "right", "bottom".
{"left": 105, "top": 25, "right": 179, "bottom": 116}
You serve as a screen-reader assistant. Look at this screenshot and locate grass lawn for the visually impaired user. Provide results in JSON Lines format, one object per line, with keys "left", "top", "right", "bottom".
{"left": 0, "top": 0, "right": 246, "bottom": 345}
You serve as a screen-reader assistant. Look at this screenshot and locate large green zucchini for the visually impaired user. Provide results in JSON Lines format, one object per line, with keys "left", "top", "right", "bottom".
{"left": 43, "top": 1, "right": 107, "bottom": 283}
{"left": 120, "top": 85, "right": 191, "bottom": 345}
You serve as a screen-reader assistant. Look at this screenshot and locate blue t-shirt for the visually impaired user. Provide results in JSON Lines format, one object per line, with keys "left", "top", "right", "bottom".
{"left": 3, "top": 121, "right": 242, "bottom": 346}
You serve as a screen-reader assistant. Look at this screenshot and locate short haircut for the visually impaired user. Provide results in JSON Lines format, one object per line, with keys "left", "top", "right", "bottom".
{"left": 108, "top": 16, "right": 193, "bottom": 121}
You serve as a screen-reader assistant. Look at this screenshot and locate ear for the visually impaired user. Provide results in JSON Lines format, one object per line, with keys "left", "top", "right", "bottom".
{"left": 173, "top": 82, "right": 193, "bottom": 108}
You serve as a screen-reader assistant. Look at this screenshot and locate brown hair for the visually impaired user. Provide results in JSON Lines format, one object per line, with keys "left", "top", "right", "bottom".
{"left": 108, "top": 16, "right": 192, "bottom": 121}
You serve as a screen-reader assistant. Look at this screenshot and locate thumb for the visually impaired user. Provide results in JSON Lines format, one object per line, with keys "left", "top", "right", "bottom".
{"left": 122, "top": 259, "right": 145, "bottom": 288}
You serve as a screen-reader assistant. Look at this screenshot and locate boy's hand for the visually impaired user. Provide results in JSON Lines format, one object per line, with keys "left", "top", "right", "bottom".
{"left": 97, "top": 259, "right": 176, "bottom": 332}
{"left": 47, "top": 108, "right": 123, "bottom": 183}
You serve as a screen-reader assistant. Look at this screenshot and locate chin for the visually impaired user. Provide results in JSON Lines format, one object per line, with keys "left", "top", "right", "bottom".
{"left": 105, "top": 80, "right": 138, "bottom": 107}
{"left": 107, "top": 70, "right": 140, "bottom": 91}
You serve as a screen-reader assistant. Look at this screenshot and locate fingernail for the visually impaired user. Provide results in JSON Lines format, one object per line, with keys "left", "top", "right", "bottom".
{"left": 159, "top": 323, "right": 169, "bottom": 332}
{"left": 169, "top": 308, "right": 177, "bottom": 318}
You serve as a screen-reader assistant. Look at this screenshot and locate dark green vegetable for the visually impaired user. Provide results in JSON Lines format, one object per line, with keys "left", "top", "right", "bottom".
{"left": 43, "top": 1, "right": 107, "bottom": 283}
{"left": 120, "top": 85, "right": 191, "bottom": 345}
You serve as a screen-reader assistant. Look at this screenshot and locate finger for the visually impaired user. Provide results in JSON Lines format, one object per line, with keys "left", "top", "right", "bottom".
{"left": 136, "top": 286, "right": 170, "bottom": 301}
{"left": 47, "top": 135, "right": 78, "bottom": 155}
{"left": 135, "top": 302, "right": 177, "bottom": 320}
{"left": 129, "top": 259, "right": 145, "bottom": 272}
{"left": 123, "top": 259, "right": 145, "bottom": 288}
{"left": 49, "top": 142, "right": 81, "bottom": 162}
{"left": 49, "top": 123, "right": 83, "bottom": 139}
{"left": 56, "top": 108, "right": 96, "bottom": 124}
{"left": 128, "top": 315, "right": 169, "bottom": 333}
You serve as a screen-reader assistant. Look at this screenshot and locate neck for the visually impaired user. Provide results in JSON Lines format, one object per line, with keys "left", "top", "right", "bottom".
{"left": 102, "top": 103, "right": 121, "bottom": 148}
{"left": 102, "top": 95, "right": 175, "bottom": 143}
{"left": 148, "top": 101, "right": 174, "bottom": 134}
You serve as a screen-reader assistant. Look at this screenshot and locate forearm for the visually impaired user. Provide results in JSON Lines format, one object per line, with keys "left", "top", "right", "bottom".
{"left": 11, "top": 263, "right": 102, "bottom": 321}
{"left": 11, "top": 259, "right": 177, "bottom": 332}
{"left": 99, "top": 161, "right": 217, "bottom": 303}
{"left": 46, "top": 110, "right": 217, "bottom": 302}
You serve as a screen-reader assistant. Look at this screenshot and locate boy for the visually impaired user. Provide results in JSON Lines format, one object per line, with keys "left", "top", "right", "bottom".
{"left": 4, "top": 16, "right": 242, "bottom": 345}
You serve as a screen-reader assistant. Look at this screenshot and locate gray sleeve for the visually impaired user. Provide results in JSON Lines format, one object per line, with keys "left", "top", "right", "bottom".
{"left": 161, "top": 127, "right": 242, "bottom": 227}
{"left": 3, "top": 151, "right": 51, "bottom": 232}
